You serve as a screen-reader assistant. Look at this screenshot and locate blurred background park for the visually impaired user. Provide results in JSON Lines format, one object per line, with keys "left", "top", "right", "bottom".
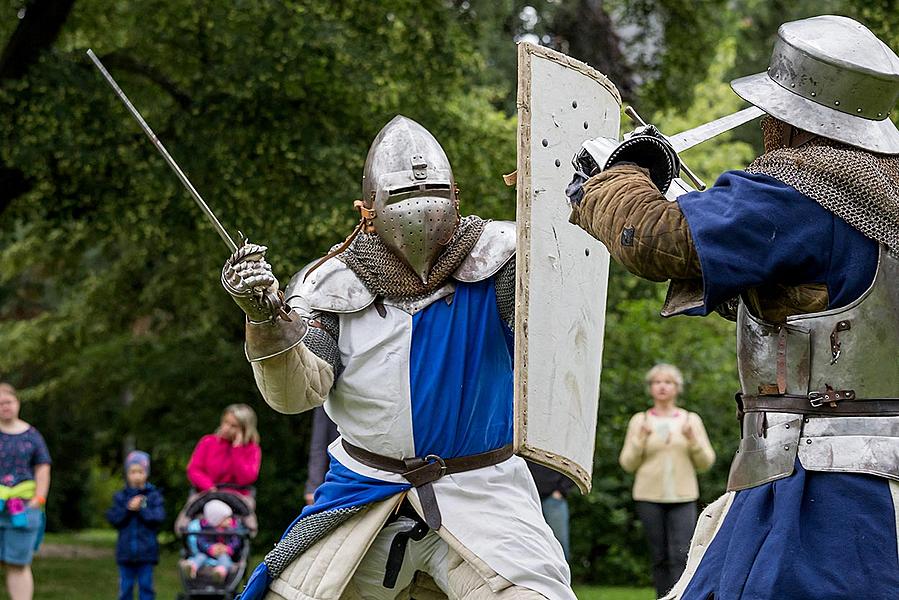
{"left": 2, "top": 0, "right": 898, "bottom": 597}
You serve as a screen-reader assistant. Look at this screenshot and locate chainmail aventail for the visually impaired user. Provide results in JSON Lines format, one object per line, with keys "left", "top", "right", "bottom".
{"left": 746, "top": 130, "right": 899, "bottom": 252}
{"left": 339, "top": 215, "right": 487, "bottom": 299}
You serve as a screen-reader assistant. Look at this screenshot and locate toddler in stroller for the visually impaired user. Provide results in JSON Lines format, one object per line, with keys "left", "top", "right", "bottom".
{"left": 175, "top": 486, "right": 256, "bottom": 600}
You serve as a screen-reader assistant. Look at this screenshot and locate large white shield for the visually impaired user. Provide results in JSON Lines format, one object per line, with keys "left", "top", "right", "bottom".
{"left": 513, "top": 43, "right": 620, "bottom": 493}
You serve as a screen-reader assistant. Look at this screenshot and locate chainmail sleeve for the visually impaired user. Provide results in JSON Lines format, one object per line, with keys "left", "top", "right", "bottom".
{"left": 302, "top": 311, "right": 343, "bottom": 378}
{"left": 494, "top": 260, "right": 516, "bottom": 329}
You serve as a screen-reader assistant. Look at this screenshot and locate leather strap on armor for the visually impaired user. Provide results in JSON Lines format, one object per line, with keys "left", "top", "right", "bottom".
{"left": 382, "top": 501, "right": 429, "bottom": 589}
{"left": 341, "top": 440, "right": 514, "bottom": 530}
{"left": 739, "top": 393, "right": 899, "bottom": 417}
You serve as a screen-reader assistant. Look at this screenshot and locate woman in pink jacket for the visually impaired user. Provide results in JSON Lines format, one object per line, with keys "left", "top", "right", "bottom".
{"left": 187, "top": 404, "right": 261, "bottom": 495}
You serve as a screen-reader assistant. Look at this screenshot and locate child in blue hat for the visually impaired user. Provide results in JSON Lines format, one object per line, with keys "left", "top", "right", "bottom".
{"left": 106, "top": 450, "right": 165, "bottom": 600}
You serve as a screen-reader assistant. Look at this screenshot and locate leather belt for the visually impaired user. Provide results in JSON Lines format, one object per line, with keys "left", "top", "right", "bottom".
{"left": 342, "top": 440, "right": 514, "bottom": 529}
{"left": 740, "top": 393, "right": 899, "bottom": 417}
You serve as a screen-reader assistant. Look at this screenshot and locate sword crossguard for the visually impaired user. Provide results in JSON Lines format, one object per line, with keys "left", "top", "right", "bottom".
{"left": 625, "top": 106, "right": 707, "bottom": 191}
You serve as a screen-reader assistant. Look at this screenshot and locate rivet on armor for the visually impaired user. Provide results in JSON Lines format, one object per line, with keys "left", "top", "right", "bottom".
{"left": 810, "top": 91, "right": 817, "bottom": 97}
{"left": 542, "top": 139, "right": 549, "bottom": 147}
{"left": 790, "top": 83, "right": 795, "bottom": 88}
{"left": 583, "top": 121, "right": 589, "bottom": 129}
{"left": 571, "top": 100, "right": 578, "bottom": 109}
{"left": 783, "top": 445, "right": 790, "bottom": 451}
{"left": 857, "top": 108, "right": 863, "bottom": 113}
{"left": 584, "top": 248, "right": 590, "bottom": 256}
{"left": 806, "top": 439, "right": 812, "bottom": 445}
{"left": 834, "top": 100, "right": 840, "bottom": 106}
{"left": 804, "top": 418, "right": 810, "bottom": 423}
{"left": 785, "top": 424, "right": 790, "bottom": 429}
{"left": 554, "top": 159, "right": 561, "bottom": 167}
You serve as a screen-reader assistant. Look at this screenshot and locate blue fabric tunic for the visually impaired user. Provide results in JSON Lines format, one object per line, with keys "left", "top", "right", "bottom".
{"left": 304, "top": 277, "right": 514, "bottom": 519}
{"left": 677, "top": 171, "right": 877, "bottom": 314}
{"left": 674, "top": 171, "right": 895, "bottom": 599}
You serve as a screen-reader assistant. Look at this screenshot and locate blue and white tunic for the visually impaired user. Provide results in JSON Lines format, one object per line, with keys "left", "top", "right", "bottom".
{"left": 246, "top": 221, "right": 573, "bottom": 600}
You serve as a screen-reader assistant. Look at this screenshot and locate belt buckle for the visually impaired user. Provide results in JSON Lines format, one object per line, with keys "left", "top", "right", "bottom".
{"left": 808, "top": 388, "right": 855, "bottom": 408}
{"left": 424, "top": 454, "right": 447, "bottom": 478}
{"left": 808, "top": 391, "right": 826, "bottom": 408}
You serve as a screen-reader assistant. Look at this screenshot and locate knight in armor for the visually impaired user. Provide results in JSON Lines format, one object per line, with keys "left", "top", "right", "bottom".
{"left": 222, "top": 116, "right": 573, "bottom": 600}
{"left": 565, "top": 15, "right": 899, "bottom": 599}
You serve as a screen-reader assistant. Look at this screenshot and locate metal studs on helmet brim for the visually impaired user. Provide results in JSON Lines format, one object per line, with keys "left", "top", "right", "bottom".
{"left": 730, "top": 15, "right": 899, "bottom": 154}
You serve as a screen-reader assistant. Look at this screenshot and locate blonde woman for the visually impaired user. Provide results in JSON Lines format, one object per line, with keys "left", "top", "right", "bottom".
{"left": 619, "top": 365, "right": 714, "bottom": 598}
{"left": 187, "top": 404, "right": 261, "bottom": 496}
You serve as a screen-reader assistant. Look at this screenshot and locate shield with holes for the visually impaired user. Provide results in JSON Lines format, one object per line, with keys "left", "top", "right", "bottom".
{"left": 513, "top": 42, "right": 620, "bottom": 493}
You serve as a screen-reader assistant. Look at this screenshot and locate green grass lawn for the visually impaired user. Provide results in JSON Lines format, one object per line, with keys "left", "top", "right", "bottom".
{"left": 5, "top": 531, "right": 655, "bottom": 600}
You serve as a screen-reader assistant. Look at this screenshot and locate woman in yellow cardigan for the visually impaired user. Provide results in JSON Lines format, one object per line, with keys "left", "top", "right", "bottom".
{"left": 619, "top": 364, "right": 715, "bottom": 598}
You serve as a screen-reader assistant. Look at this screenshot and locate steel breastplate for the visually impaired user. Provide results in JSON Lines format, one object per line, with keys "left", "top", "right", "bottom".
{"left": 728, "top": 244, "right": 899, "bottom": 490}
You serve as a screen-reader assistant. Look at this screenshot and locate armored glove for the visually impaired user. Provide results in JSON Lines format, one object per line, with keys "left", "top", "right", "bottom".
{"left": 567, "top": 125, "right": 681, "bottom": 206}
{"left": 222, "top": 242, "right": 282, "bottom": 322}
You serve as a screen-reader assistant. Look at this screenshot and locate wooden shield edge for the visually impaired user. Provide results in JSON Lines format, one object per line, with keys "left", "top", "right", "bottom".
{"left": 513, "top": 42, "right": 621, "bottom": 494}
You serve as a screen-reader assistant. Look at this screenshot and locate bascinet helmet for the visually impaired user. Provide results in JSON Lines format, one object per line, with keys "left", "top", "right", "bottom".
{"left": 361, "top": 116, "right": 459, "bottom": 283}
{"left": 731, "top": 15, "right": 899, "bottom": 154}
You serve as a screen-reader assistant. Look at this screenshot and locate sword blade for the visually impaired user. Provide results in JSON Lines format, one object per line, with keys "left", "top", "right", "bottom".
{"left": 668, "top": 106, "right": 765, "bottom": 154}
{"left": 86, "top": 49, "right": 237, "bottom": 252}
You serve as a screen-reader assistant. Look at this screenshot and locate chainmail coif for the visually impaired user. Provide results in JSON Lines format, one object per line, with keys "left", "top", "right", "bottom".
{"left": 747, "top": 118, "right": 899, "bottom": 252}
{"left": 339, "top": 215, "right": 487, "bottom": 299}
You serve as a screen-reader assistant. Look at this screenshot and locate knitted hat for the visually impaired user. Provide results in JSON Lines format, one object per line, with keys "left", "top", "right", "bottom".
{"left": 124, "top": 450, "right": 150, "bottom": 476}
{"left": 203, "top": 499, "right": 233, "bottom": 527}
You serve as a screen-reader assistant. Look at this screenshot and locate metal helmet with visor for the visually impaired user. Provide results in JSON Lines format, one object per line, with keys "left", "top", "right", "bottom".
{"left": 361, "top": 116, "right": 459, "bottom": 284}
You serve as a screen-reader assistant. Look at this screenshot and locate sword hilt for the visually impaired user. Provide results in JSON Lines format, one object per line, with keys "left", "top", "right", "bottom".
{"left": 238, "top": 238, "right": 292, "bottom": 322}
{"left": 625, "top": 106, "right": 706, "bottom": 191}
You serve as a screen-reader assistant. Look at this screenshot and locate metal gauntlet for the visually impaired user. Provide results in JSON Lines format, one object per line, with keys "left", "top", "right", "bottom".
{"left": 575, "top": 125, "right": 680, "bottom": 194}
{"left": 222, "top": 243, "right": 282, "bottom": 323}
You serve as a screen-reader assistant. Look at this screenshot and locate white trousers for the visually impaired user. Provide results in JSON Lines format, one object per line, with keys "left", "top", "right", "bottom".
{"left": 349, "top": 517, "right": 449, "bottom": 599}
{"left": 265, "top": 497, "right": 554, "bottom": 600}
{"left": 345, "top": 516, "right": 550, "bottom": 600}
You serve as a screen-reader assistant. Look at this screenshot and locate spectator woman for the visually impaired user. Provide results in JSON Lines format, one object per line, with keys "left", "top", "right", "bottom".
{"left": 0, "top": 383, "right": 51, "bottom": 600}
{"left": 187, "top": 404, "right": 261, "bottom": 495}
{"left": 619, "top": 364, "right": 715, "bottom": 598}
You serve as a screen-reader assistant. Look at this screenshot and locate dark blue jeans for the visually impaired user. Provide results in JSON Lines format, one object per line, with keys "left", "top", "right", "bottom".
{"left": 541, "top": 495, "right": 571, "bottom": 561}
{"left": 118, "top": 563, "right": 155, "bottom": 600}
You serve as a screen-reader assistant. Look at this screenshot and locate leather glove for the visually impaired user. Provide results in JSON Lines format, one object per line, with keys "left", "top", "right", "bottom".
{"left": 222, "top": 242, "right": 281, "bottom": 322}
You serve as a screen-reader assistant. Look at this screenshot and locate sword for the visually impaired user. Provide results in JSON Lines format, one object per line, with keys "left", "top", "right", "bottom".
{"left": 87, "top": 49, "right": 289, "bottom": 319}
{"left": 86, "top": 48, "right": 238, "bottom": 253}
{"left": 625, "top": 105, "right": 765, "bottom": 191}
{"left": 668, "top": 106, "right": 765, "bottom": 154}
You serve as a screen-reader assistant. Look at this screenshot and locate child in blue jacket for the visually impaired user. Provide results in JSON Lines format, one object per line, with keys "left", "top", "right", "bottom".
{"left": 106, "top": 451, "right": 165, "bottom": 600}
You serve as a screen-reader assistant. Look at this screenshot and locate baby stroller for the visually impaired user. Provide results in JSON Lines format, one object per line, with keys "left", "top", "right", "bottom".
{"left": 174, "top": 485, "right": 257, "bottom": 600}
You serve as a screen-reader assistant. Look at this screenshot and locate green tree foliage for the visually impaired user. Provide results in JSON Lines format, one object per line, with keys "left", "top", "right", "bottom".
{"left": 1, "top": 0, "right": 514, "bottom": 536}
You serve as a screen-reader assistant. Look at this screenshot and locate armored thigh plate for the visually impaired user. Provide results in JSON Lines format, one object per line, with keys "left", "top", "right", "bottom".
{"left": 728, "top": 412, "right": 802, "bottom": 491}
{"left": 798, "top": 416, "right": 899, "bottom": 479}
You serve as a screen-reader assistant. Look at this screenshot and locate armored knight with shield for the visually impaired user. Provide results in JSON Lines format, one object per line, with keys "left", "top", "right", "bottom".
{"left": 566, "top": 15, "right": 899, "bottom": 599}
{"left": 223, "top": 115, "right": 578, "bottom": 600}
